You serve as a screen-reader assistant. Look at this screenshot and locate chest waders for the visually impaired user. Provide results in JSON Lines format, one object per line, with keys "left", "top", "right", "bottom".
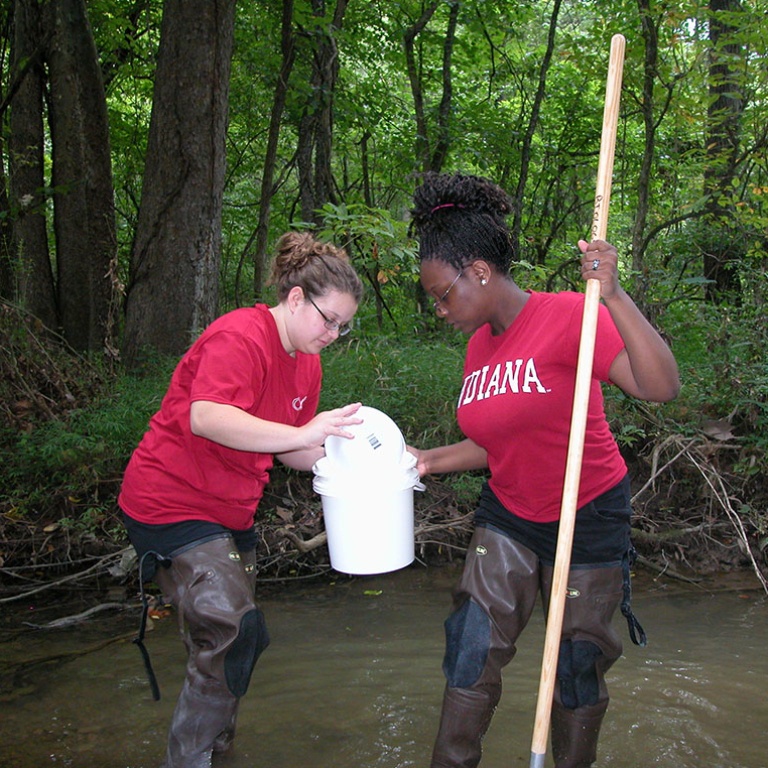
{"left": 154, "top": 536, "right": 270, "bottom": 768}
{"left": 430, "top": 526, "right": 625, "bottom": 768}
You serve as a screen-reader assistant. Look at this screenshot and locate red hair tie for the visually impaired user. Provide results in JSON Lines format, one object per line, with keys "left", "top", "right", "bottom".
{"left": 430, "top": 203, "right": 465, "bottom": 213}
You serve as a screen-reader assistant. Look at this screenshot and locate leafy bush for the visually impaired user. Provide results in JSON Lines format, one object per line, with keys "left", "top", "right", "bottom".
{"left": 0, "top": 351, "right": 175, "bottom": 529}
{"left": 318, "top": 334, "right": 467, "bottom": 446}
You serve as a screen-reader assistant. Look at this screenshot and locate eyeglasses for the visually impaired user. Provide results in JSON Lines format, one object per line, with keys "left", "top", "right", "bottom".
{"left": 433, "top": 269, "right": 463, "bottom": 311}
{"left": 307, "top": 296, "right": 352, "bottom": 336}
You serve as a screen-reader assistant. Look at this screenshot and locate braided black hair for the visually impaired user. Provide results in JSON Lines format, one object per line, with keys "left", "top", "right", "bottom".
{"left": 410, "top": 172, "right": 516, "bottom": 273}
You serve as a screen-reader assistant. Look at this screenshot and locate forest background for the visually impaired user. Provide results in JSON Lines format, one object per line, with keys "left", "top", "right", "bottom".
{"left": 1, "top": 0, "right": 767, "bottom": 605}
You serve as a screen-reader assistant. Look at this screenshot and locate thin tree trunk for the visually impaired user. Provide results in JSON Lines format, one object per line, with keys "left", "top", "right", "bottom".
{"left": 403, "top": 1, "right": 441, "bottom": 172}
{"left": 8, "top": 0, "right": 57, "bottom": 328}
{"left": 0, "top": 146, "right": 13, "bottom": 301}
{"left": 429, "top": 0, "right": 459, "bottom": 172}
{"left": 510, "top": 0, "right": 562, "bottom": 262}
{"left": 313, "top": 0, "right": 347, "bottom": 211}
{"left": 296, "top": 0, "right": 348, "bottom": 224}
{"left": 702, "top": 0, "right": 745, "bottom": 304}
{"left": 46, "top": 0, "right": 116, "bottom": 352}
{"left": 630, "top": 0, "right": 660, "bottom": 317}
{"left": 250, "top": 0, "right": 296, "bottom": 301}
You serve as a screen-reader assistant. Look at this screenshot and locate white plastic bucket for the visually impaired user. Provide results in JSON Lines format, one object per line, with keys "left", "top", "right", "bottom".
{"left": 313, "top": 407, "right": 422, "bottom": 575}
{"left": 315, "top": 468, "right": 417, "bottom": 575}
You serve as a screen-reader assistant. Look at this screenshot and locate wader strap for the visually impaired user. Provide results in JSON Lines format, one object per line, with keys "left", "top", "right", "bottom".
{"left": 132, "top": 550, "right": 169, "bottom": 701}
{"left": 620, "top": 545, "right": 647, "bottom": 647}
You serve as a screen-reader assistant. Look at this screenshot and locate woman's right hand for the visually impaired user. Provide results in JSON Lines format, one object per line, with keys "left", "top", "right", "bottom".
{"left": 406, "top": 439, "right": 488, "bottom": 477}
{"left": 301, "top": 402, "right": 363, "bottom": 450}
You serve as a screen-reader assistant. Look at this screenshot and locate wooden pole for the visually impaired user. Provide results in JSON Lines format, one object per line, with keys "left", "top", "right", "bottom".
{"left": 528, "top": 33, "right": 626, "bottom": 768}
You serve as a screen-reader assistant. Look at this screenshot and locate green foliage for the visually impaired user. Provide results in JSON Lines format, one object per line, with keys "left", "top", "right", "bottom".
{"left": 81, "top": 0, "right": 768, "bottom": 334}
{"left": 313, "top": 202, "right": 421, "bottom": 334}
{"left": 318, "top": 335, "right": 467, "bottom": 446}
{"left": 665, "top": 298, "right": 768, "bottom": 473}
{"left": 442, "top": 471, "right": 486, "bottom": 510}
{"left": 0, "top": 334, "right": 474, "bottom": 537}
{"left": 0, "top": 355, "right": 174, "bottom": 528}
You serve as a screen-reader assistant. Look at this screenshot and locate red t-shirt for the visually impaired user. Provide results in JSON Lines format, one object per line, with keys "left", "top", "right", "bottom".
{"left": 457, "top": 291, "right": 627, "bottom": 522}
{"left": 119, "top": 304, "right": 321, "bottom": 529}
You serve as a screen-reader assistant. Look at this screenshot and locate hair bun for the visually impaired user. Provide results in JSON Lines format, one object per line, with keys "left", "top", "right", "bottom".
{"left": 411, "top": 171, "right": 513, "bottom": 229}
{"left": 268, "top": 230, "right": 363, "bottom": 304}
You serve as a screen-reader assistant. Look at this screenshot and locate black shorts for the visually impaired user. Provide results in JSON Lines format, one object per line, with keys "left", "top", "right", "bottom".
{"left": 121, "top": 511, "right": 257, "bottom": 581}
{"left": 473, "top": 474, "right": 632, "bottom": 568}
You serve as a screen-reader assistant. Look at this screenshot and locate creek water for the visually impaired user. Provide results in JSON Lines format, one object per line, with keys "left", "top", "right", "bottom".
{"left": 0, "top": 564, "right": 765, "bottom": 768}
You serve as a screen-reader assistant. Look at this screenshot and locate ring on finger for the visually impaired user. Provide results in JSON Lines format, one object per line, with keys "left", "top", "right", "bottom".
{"left": 591, "top": 259, "right": 600, "bottom": 271}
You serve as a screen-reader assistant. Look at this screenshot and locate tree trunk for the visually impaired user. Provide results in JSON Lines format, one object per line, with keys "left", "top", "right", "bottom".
{"left": 510, "top": 0, "right": 561, "bottom": 264}
{"left": 250, "top": 0, "right": 296, "bottom": 301}
{"left": 7, "top": 0, "right": 57, "bottom": 329}
{"left": 403, "top": 1, "right": 441, "bottom": 172}
{"left": 630, "top": 0, "right": 660, "bottom": 318}
{"left": 702, "top": 0, "right": 745, "bottom": 304}
{"left": 0, "top": 149, "right": 13, "bottom": 302}
{"left": 122, "top": 0, "right": 236, "bottom": 368}
{"left": 429, "top": 0, "right": 459, "bottom": 172}
{"left": 46, "top": 0, "right": 116, "bottom": 353}
{"left": 296, "top": 0, "right": 348, "bottom": 224}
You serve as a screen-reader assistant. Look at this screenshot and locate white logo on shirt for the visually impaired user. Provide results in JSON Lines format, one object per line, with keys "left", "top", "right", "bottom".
{"left": 458, "top": 358, "right": 549, "bottom": 407}
{"left": 292, "top": 396, "right": 308, "bottom": 411}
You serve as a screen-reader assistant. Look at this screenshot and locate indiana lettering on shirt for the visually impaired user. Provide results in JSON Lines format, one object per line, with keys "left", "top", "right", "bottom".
{"left": 458, "top": 358, "right": 549, "bottom": 407}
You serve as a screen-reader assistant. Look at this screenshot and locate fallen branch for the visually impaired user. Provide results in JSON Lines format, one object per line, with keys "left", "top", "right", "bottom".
{"left": 23, "top": 602, "right": 128, "bottom": 630}
{"left": 631, "top": 521, "right": 727, "bottom": 544}
{"left": 0, "top": 548, "right": 133, "bottom": 604}
{"left": 278, "top": 528, "right": 328, "bottom": 554}
{"left": 634, "top": 554, "right": 703, "bottom": 584}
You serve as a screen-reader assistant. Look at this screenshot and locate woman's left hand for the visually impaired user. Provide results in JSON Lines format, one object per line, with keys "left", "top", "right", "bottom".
{"left": 578, "top": 239, "right": 621, "bottom": 300}
{"left": 576, "top": 239, "right": 681, "bottom": 403}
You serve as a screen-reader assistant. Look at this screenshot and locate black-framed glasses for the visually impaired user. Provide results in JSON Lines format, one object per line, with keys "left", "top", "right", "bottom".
{"left": 307, "top": 296, "right": 352, "bottom": 336}
{"left": 433, "top": 269, "right": 463, "bottom": 311}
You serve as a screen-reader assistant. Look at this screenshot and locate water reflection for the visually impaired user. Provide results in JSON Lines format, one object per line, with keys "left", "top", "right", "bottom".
{"left": 0, "top": 566, "right": 765, "bottom": 768}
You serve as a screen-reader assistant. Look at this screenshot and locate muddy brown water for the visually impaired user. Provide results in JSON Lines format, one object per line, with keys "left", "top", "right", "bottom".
{"left": 0, "top": 564, "right": 765, "bottom": 768}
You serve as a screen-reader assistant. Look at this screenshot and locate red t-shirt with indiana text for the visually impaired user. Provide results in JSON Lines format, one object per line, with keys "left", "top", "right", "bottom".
{"left": 119, "top": 304, "right": 321, "bottom": 530}
{"left": 457, "top": 291, "right": 627, "bottom": 523}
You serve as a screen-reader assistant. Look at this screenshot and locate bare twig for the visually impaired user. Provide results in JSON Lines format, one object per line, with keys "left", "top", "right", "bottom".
{"left": 684, "top": 446, "right": 768, "bottom": 594}
{"left": 0, "top": 548, "right": 133, "bottom": 604}
{"left": 632, "top": 435, "right": 698, "bottom": 504}
{"left": 23, "top": 602, "right": 129, "bottom": 630}
{"left": 638, "top": 434, "right": 767, "bottom": 594}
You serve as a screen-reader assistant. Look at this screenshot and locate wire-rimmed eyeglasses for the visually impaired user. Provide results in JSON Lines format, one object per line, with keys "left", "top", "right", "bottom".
{"left": 307, "top": 296, "right": 352, "bottom": 336}
{"left": 433, "top": 269, "right": 463, "bottom": 311}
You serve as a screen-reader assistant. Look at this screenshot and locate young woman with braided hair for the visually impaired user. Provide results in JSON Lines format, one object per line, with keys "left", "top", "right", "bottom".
{"left": 119, "top": 231, "right": 364, "bottom": 768}
{"left": 408, "top": 172, "right": 679, "bottom": 768}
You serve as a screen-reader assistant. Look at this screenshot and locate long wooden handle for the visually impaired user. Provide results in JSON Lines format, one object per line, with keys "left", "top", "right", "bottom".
{"left": 529, "top": 33, "right": 626, "bottom": 768}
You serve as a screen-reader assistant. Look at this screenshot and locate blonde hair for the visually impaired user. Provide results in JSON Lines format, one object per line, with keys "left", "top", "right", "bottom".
{"left": 269, "top": 232, "right": 363, "bottom": 303}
